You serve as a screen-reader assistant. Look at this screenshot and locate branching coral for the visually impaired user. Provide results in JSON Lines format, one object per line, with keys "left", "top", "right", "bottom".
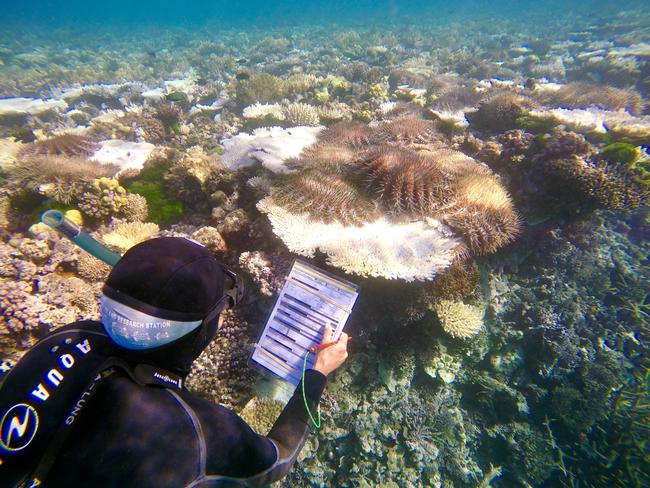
{"left": 283, "top": 103, "right": 320, "bottom": 126}
{"left": 18, "top": 134, "right": 98, "bottom": 159}
{"left": 121, "top": 193, "right": 149, "bottom": 222}
{"left": 271, "top": 172, "right": 379, "bottom": 225}
{"left": 78, "top": 177, "right": 129, "bottom": 220}
{"left": 317, "top": 103, "right": 353, "bottom": 123}
{"left": 238, "top": 397, "right": 285, "bottom": 436}
{"left": 242, "top": 102, "right": 285, "bottom": 126}
{"left": 185, "top": 310, "right": 256, "bottom": 410}
{"left": 534, "top": 156, "right": 645, "bottom": 209}
{"left": 101, "top": 222, "right": 160, "bottom": 252}
{"left": 238, "top": 251, "right": 291, "bottom": 297}
{"left": 432, "top": 300, "right": 483, "bottom": 339}
{"left": 164, "top": 146, "right": 216, "bottom": 206}
{"left": 76, "top": 251, "right": 111, "bottom": 282}
{"left": 0, "top": 137, "right": 23, "bottom": 169}
{"left": 259, "top": 118, "right": 520, "bottom": 270}
{"left": 234, "top": 73, "right": 286, "bottom": 107}
{"left": 257, "top": 197, "right": 462, "bottom": 281}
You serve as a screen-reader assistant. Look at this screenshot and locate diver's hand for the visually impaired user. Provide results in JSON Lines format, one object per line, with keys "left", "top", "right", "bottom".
{"left": 313, "top": 325, "right": 349, "bottom": 377}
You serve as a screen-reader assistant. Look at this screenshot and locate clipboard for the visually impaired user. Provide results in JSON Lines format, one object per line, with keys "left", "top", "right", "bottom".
{"left": 250, "top": 259, "right": 359, "bottom": 386}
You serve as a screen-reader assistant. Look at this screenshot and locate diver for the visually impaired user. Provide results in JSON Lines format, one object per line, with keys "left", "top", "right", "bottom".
{"left": 0, "top": 237, "right": 349, "bottom": 487}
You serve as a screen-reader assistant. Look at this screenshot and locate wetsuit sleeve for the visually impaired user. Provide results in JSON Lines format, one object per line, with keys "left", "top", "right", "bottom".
{"left": 186, "top": 369, "right": 327, "bottom": 485}
{"left": 245, "top": 369, "right": 327, "bottom": 486}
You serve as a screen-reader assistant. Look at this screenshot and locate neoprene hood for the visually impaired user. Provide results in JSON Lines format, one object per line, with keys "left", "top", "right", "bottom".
{"left": 101, "top": 237, "right": 227, "bottom": 374}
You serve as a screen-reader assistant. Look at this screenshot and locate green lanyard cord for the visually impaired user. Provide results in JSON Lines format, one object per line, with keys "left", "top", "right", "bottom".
{"left": 302, "top": 350, "right": 321, "bottom": 429}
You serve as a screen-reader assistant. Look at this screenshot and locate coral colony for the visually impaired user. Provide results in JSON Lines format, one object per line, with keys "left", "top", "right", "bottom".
{"left": 1, "top": 5, "right": 649, "bottom": 488}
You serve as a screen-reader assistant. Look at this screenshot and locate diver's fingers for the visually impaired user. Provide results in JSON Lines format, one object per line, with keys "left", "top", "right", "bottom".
{"left": 323, "top": 324, "right": 332, "bottom": 341}
{"left": 338, "top": 332, "right": 349, "bottom": 348}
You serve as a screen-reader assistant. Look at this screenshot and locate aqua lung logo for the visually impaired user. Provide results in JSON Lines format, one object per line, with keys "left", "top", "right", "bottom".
{"left": 0, "top": 404, "right": 39, "bottom": 451}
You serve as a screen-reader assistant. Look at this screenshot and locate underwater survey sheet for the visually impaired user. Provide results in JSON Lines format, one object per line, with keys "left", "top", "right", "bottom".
{"left": 251, "top": 260, "right": 359, "bottom": 386}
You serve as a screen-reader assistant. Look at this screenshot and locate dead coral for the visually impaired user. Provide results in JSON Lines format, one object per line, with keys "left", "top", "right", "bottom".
{"left": 154, "top": 103, "right": 182, "bottom": 134}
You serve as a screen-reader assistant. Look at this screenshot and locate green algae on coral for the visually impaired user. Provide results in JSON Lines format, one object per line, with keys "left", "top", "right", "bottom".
{"left": 601, "top": 142, "right": 641, "bottom": 165}
{"left": 516, "top": 113, "right": 558, "bottom": 133}
{"left": 628, "top": 159, "right": 650, "bottom": 187}
{"left": 122, "top": 164, "right": 184, "bottom": 226}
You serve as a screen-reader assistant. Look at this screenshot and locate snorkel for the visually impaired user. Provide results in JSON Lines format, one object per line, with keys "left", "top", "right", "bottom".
{"left": 40, "top": 209, "right": 122, "bottom": 266}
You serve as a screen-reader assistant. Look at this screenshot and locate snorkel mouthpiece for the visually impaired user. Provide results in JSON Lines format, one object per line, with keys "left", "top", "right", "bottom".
{"left": 41, "top": 209, "right": 122, "bottom": 266}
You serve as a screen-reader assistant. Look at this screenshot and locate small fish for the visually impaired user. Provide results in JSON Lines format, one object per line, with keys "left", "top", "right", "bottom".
{"left": 236, "top": 58, "right": 248, "bottom": 65}
{"left": 166, "top": 92, "right": 188, "bottom": 102}
{"left": 235, "top": 71, "right": 250, "bottom": 81}
{"left": 147, "top": 51, "right": 157, "bottom": 59}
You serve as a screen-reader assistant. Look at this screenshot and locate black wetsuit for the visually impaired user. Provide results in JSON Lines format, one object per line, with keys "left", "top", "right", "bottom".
{"left": 41, "top": 322, "right": 326, "bottom": 487}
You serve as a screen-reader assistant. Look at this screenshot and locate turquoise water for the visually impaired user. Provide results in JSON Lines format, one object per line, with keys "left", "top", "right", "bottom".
{"left": 0, "top": 1, "right": 648, "bottom": 487}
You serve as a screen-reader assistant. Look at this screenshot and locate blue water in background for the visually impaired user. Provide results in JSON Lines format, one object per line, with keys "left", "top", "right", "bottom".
{"left": 1, "top": 0, "right": 645, "bottom": 28}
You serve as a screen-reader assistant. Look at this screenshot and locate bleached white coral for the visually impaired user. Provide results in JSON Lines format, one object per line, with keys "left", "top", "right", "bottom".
{"left": 608, "top": 43, "right": 650, "bottom": 58}
{"left": 164, "top": 76, "right": 199, "bottom": 95}
{"left": 221, "top": 126, "right": 323, "bottom": 173}
{"left": 318, "top": 102, "right": 353, "bottom": 122}
{"left": 91, "top": 140, "right": 156, "bottom": 173}
{"left": 0, "top": 137, "right": 23, "bottom": 169}
{"left": 427, "top": 108, "right": 469, "bottom": 131}
{"left": 0, "top": 97, "right": 67, "bottom": 116}
{"left": 527, "top": 108, "right": 650, "bottom": 141}
{"left": 257, "top": 197, "right": 462, "bottom": 281}
{"left": 242, "top": 103, "right": 285, "bottom": 122}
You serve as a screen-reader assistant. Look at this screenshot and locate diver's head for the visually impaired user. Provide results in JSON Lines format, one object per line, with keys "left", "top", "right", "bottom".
{"left": 100, "top": 236, "right": 242, "bottom": 374}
